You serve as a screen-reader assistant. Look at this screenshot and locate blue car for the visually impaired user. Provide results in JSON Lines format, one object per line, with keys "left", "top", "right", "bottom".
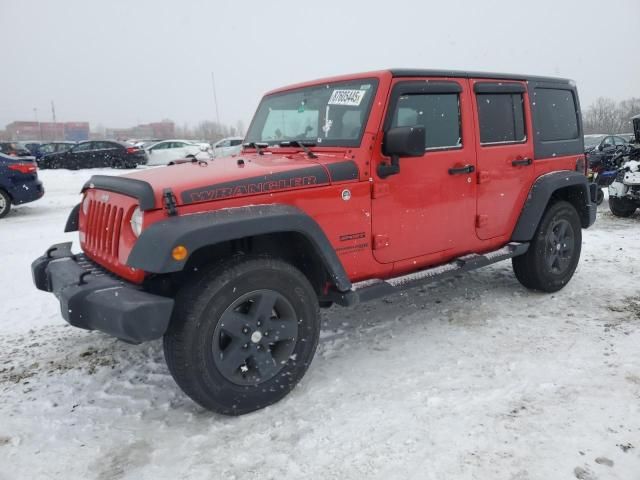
{"left": 0, "top": 153, "right": 44, "bottom": 218}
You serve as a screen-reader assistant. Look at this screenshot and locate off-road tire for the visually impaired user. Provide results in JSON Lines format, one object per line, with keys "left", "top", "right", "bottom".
{"left": 595, "top": 188, "right": 604, "bottom": 206}
{"left": 0, "top": 189, "right": 11, "bottom": 218}
{"left": 512, "top": 200, "right": 582, "bottom": 293}
{"left": 163, "top": 255, "right": 320, "bottom": 415}
{"left": 609, "top": 197, "right": 637, "bottom": 217}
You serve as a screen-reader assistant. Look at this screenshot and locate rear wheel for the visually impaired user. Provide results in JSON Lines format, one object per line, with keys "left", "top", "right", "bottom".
{"left": 609, "top": 197, "right": 637, "bottom": 217}
{"left": 512, "top": 200, "right": 582, "bottom": 292}
{"left": 0, "top": 190, "right": 11, "bottom": 218}
{"left": 163, "top": 256, "right": 320, "bottom": 415}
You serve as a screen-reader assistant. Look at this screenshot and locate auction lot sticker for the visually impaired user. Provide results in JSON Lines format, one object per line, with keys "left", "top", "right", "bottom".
{"left": 328, "top": 89, "right": 366, "bottom": 106}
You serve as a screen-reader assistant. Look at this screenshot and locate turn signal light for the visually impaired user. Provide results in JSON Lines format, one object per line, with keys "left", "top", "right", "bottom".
{"left": 172, "top": 245, "right": 188, "bottom": 261}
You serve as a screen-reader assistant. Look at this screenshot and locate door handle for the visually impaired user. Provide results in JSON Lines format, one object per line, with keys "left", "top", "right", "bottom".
{"left": 448, "top": 164, "right": 475, "bottom": 175}
{"left": 512, "top": 157, "right": 532, "bottom": 167}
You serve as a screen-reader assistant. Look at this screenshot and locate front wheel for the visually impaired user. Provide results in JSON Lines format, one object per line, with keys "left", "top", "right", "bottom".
{"left": 163, "top": 256, "right": 320, "bottom": 415}
{"left": 512, "top": 200, "right": 582, "bottom": 293}
{"left": 609, "top": 197, "right": 637, "bottom": 217}
{"left": 0, "top": 189, "right": 11, "bottom": 218}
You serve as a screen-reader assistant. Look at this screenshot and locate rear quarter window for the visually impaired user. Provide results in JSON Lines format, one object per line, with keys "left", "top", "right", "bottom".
{"left": 534, "top": 88, "right": 579, "bottom": 142}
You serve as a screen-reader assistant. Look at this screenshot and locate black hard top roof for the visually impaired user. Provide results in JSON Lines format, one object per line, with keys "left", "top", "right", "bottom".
{"left": 389, "top": 68, "right": 573, "bottom": 84}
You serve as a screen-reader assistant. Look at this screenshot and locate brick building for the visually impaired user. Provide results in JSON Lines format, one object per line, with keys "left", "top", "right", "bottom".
{"left": 5, "top": 121, "right": 89, "bottom": 141}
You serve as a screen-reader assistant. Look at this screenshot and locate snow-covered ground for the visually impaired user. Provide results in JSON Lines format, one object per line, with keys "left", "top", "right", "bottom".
{"left": 1, "top": 169, "right": 639, "bottom": 480}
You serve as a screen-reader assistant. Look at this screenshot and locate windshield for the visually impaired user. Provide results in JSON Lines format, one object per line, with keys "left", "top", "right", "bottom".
{"left": 245, "top": 79, "right": 378, "bottom": 147}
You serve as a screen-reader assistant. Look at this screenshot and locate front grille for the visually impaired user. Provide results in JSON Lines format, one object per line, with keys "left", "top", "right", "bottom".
{"left": 84, "top": 199, "right": 124, "bottom": 262}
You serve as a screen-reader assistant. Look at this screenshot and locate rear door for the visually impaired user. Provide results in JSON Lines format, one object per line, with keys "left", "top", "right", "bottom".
{"left": 471, "top": 80, "right": 535, "bottom": 240}
{"left": 371, "top": 78, "right": 477, "bottom": 263}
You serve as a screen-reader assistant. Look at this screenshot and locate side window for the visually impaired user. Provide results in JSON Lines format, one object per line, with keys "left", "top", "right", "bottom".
{"left": 476, "top": 93, "right": 526, "bottom": 144}
{"left": 614, "top": 136, "right": 627, "bottom": 146}
{"left": 216, "top": 140, "right": 231, "bottom": 148}
{"left": 73, "top": 142, "right": 92, "bottom": 152}
{"left": 152, "top": 142, "right": 168, "bottom": 150}
{"left": 390, "top": 93, "right": 462, "bottom": 149}
{"left": 534, "top": 88, "right": 579, "bottom": 142}
{"left": 602, "top": 136, "right": 614, "bottom": 148}
{"left": 230, "top": 139, "right": 243, "bottom": 146}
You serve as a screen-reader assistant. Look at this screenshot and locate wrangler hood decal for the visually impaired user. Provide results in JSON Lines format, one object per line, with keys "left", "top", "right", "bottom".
{"left": 120, "top": 153, "right": 358, "bottom": 209}
{"left": 181, "top": 165, "right": 329, "bottom": 204}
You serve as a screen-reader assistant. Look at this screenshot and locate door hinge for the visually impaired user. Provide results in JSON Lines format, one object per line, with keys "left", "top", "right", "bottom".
{"left": 476, "top": 214, "right": 489, "bottom": 228}
{"left": 373, "top": 234, "right": 390, "bottom": 250}
{"left": 371, "top": 183, "right": 390, "bottom": 199}
{"left": 477, "top": 171, "right": 491, "bottom": 184}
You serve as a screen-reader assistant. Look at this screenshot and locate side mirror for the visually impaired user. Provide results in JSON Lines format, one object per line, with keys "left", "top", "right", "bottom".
{"left": 378, "top": 126, "right": 425, "bottom": 178}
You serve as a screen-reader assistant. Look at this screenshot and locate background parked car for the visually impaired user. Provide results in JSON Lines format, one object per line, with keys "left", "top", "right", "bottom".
{"left": 144, "top": 139, "right": 211, "bottom": 166}
{"left": 585, "top": 134, "right": 630, "bottom": 167}
{"left": 39, "top": 140, "right": 146, "bottom": 169}
{"left": 0, "top": 153, "right": 44, "bottom": 218}
{"left": 0, "top": 142, "right": 34, "bottom": 158}
{"left": 34, "top": 141, "right": 76, "bottom": 161}
{"left": 211, "top": 136, "right": 243, "bottom": 157}
{"left": 18, "top": 141, "right": 44, "bottom": 155}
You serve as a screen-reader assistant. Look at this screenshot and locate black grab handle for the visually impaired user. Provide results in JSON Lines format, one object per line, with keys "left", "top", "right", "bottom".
{"left": 512, "top": 157, "right": 532, "bottom": 166}
{"left": 448, "top": 164, "right": 475, "bottom": 175}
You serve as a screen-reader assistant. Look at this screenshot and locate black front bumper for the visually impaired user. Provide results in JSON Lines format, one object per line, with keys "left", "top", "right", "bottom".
{"left": 31, "top": 242, "right": 174, "bottom": 343}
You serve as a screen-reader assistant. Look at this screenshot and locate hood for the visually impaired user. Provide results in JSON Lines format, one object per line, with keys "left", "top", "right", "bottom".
{"left": 116, "top": 152, "right": 358, "bottom": 210}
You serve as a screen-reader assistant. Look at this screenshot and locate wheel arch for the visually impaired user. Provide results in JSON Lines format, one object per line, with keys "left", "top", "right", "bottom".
{"left": 0, "top": 186, "right": 12, "bottom": 201}
{"left": 511, "top": 171, "right": 595, "bottom": 242}
{"left": 127, "top": 204, "right": 352, "bottom": 293}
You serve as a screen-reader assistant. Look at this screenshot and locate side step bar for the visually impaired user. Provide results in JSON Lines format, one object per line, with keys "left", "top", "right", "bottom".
{"left": 329, "top": 242, "right": 529, "bottom": 306}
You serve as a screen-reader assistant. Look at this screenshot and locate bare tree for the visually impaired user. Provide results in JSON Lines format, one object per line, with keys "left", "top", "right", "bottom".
{"left": 583, "top": 97, "right": 640, "bottom": 134}
{"left": 618, "top": 98, "right": 640, "bottom": 133}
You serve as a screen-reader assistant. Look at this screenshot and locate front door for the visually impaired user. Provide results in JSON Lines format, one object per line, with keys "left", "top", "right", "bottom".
{"left": 471, "top": 79, "right": 535, "bottom": 240}
{"left": 371, "top": 78, "right": 477, "bottom": 264}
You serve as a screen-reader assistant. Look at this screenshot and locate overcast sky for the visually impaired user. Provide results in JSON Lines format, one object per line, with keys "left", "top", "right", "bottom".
{"left": 2, "top": 0, "right": 638, "bottom": 131}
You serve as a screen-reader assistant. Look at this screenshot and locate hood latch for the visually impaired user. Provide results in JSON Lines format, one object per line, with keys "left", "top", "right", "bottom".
{"left": 162, "top": 188, "right": 178, "bottom": 216}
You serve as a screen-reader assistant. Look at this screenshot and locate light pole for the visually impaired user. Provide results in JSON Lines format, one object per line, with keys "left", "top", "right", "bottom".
{"left": 211, "top": 71, "right": 221, "bottom": 127}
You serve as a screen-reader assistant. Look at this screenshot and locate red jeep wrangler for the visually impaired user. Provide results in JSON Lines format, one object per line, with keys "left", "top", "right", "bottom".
{"left": 33, "top": 69, "right": 597, "bottom": 415}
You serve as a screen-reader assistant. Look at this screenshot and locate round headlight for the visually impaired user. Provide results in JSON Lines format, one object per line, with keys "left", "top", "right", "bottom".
{"left": 82, "top": 195, "right": 90, "bottom": 215}
{"left": 130, "top": 207, "right": 143, "bottom": 237}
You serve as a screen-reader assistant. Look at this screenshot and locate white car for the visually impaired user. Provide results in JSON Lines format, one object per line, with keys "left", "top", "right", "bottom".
{"left": 144, "top": 139, "right": 211, "bottom": 166}
{"left": 212, "top": 137, "right": 244, "bottom": 157}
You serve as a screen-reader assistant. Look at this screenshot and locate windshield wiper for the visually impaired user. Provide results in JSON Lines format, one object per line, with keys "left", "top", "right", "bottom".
{"left": 279, "top": 140, "right": 317, "bottom": 159}
{"left": 243, "top": 142, "right": 269, "bottom": 155}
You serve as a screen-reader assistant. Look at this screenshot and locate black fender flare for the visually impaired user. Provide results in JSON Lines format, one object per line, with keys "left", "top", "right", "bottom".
{"left": 126, "top": 204, "right": 352, "bottom": 292}
{"left": 511, "top": 171, "right": 596, "bottom": 242}
{"left": 64, "top": 203, "right": 80, "bottom": 232}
